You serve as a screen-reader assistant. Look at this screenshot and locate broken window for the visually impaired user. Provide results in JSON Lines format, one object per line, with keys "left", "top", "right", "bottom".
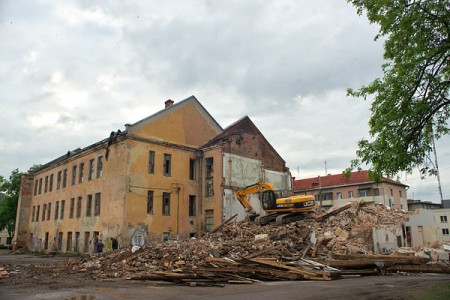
{"left": 74, "top": 232, "right": 80, "bottom": 252}
{"left": 67, "top": 232, "right": 72, "bottom": 252}
{"left": 148, "top": 151, "right": 155, "bottom": 174}
{"left": 189, "top": 195, "right": 196, "bottom": 216}
{"left": 162, "top": 192, "right": 170, "bottom": 215}
{"left": 76, "top": 197, "right": 82, "bottom": 218}
{"left": 69, "top": 198, "right": 75, "bottom": 219}
{"left": 399, "top": 190, "right": 402, "bottom": 197}
{"left": 62, "top": 169, "right": 67, "bottom": 188}
{"left": 47, "top": 202, "right": 51, "bottom": 220}
{"left": 88, "top": 159, "right": 94, "bottom": 181}
{"left": 86, "top": 194, "right": 92, "bottom": 217}
{"left": 147, "top": 191, "right": 154, "bottom": 214}
{"left": 163, "top": 154, "right": 171, "bottom": 176}
{"left": 44, "top": 232, "right": 49, "bottom": 250}
{"left": 79, "top": 163, "right": 84, "bottom": 183}
{"left": 205, "top": 157, "right": 214, "bottom": 197}
{"left": 42, "top": 204, "right": 46, "bottom": 221}
{"left": 31, "top": 206, "right": 35, "bottom": 222}
{"left": 189, "top": 159, "right": 196, "bottom": 180}
{"left": 72, "top": 165, "right": 77, "bottom": 185}
{"left": 36, "top": 205, "right": 40, "bottom": 222}
{"left": 44, "top": 176, "right": 48, "bottom": 193}
{"left": 34, "top": 180, "right": 38, "bottom": 196}
{"left": 96, "top": 156, "right": 103, "bottom": 178}
{"left": 60, "top": 200, "right": 65, "bottom": 220}
{"left": 57, "top": 232, "right": 63, "bottom": 251}
{"left": 38, "top": 178, "right": 42, "bottom": 194}
{"left": 94, "top": 193, "right": 101, "bottom": 216}
{"left": 83, "top": 232, "right": 90, "bottom": 253}
{"left": 162, "top": 232, "right": 170, "bottom": 242}
{"left": 55, "top": 201, "right": 59, "bottom": 220}
{"left": 205, "top": 209, "right": 214, "bottom": 232}
{"left": 49, "top": 174, "right": 53, "bottom": 192}
{"left": 57, "top": 171, "right": 62, "bottom": 189}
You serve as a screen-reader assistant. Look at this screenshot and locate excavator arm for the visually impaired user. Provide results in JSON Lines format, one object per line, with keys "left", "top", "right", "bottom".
{"left": 234, "top": 182, "right": 276, "bottom": 216}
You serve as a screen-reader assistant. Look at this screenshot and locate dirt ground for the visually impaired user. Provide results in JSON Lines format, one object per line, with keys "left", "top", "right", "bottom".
{"left": 1, "top": 250, "right": 450, "bottom": 300}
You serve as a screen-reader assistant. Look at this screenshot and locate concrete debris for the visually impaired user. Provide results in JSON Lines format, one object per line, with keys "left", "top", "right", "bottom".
{"left": 66, "top": 201, "right": 450, "bottom": 285}
{"left": 0, "top": 267, "right": 9, "bottom": 279}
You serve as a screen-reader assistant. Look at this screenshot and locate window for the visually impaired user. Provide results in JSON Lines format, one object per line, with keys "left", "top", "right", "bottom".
{"left": 49, "top": 174, "right": 53, "bottom": 192}
{"left": 373, "top": 188, "right": 380, "bottom": 196}
{"left": 62, "top": 169, "right": 67, "bottom": 188}
{"left": 147, "top": 191, "right": 154, "bottom": 214}
{"left": 57, "top": 171, "right": 62, "bottom": 189}
{"left": 32, "top": 206, "right": 36, "bottom": 222}
{"left": 189, "top": 195, "right": 196, "bottom": 216}
{"left": 390, "top": 188, "right": 393, "bottom": 196}
{"left": 55, "top": 201, "right": 59, "bottom": 220}
{"left": 94, "top": 193, "right": 101, "bottom": 216}
{"left": 47, "top": 203, "right": 51, "bottom": 220}
{"left": 148, "top": 151, "right": 155, "bottom": 174}
{"left": 34, "top": 180, "right": 38, "bottom": 196}
{"left": 336, "top": 192, "right": 342, "bottom": 200}
{"left": 399, "top": 190, "right": 402, "bottom": 197}
{"left": 79, "top": 163, "right": 84, "bottom": 183}
{"left": 72, "top": 165, "right": 77, "bottom": 185}
{"left": 359, "top": 189, "right": 370, "bottom": 197}
{"left": 36, "top": 205, "right": 40, "bottom": 222}
{"left": 88, "top": 159, "right": 94, "bottom": 181}
{"left": 440, "top": 216, "right": 448, "bottom": 223}
{"left": 205, "top": 157, "right": 214, "bottom": 196}
{"left": 69, "top": 198, "right": 75, "bottom": 219}
{"left": 205, "top": 209, "right": 214, "bottom": 232}
{"left": 76, "top": 197, "right": 82, "bottom": 218}
{"left": 162, "top": 232, "right": 170, "bottom": 242}
{"left": 44, "top": 176, "right": 48, "bottom": 193}
{"left": 38, "top": 178, "right": 42, "bottom": 194}
{"left": 67, "top": 232, "right": 73, "bottom": 252}
{"left": 84, "top": 232, "right": 90, "bottom": 253}
{"left": 57, "top": 232, "right": 63, "bottom": 251}
{"left": 163, "top": 154, "right": 171, "bottom": 176}
{"left": 97, "top": 156, "right": 103, "bottom": 178}
{"left": 42, "top": 204, "right": 46, "bottom": 221}
{"left": 348, "top": 191, "right": 354, "bottom": 198}
{"left": 86, "top": 195, "right": 92, "bottom": 217}
{"left": 74, "top": 232, "right": 80, "bottom": 252}
{"left": 44, "top": 232, "right": 49, "bottom": 250}
{"left": 60, "top": 200, "right": 65, "bottom": 220}
{"left": 162, "top": 192, "right": 170, "bottom": 215}
{"left": 189, "top": 159, "right": 196, "bottom": 180}
{"left": 442, "top": 228, "right": 449, "bottom": 235}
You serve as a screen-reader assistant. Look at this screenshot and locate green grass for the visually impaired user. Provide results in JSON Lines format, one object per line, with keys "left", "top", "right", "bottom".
{"left": 408, "top": 282, "right": 450, "bottom": 300}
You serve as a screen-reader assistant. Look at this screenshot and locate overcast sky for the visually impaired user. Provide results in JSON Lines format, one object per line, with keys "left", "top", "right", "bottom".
{"left": 1, "top": 0, "right": 448, "bottom": 202}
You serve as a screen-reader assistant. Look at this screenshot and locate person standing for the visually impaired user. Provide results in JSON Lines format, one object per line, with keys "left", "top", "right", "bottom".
{"left": 96, "top": 239, "right": 104, "bottom": 254}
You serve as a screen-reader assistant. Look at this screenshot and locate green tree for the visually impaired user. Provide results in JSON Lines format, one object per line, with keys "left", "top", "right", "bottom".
{"left": 346, "top": 0, "right": 450, "bottom": 178}
{"left": 0, "top": 169, "right": 23, "bottom": 239}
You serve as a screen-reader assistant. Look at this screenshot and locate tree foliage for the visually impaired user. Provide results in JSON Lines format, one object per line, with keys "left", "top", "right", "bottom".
{"left": 0, "top": 169, "right": 23, "bottom": 238}
{"left": 346, "top": 0, "right": 450, "bottom": 178}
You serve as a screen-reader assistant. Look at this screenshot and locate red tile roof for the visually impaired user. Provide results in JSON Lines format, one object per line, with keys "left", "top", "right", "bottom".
{"left": 293, "top": 170, "right": 408, "bottom": 191}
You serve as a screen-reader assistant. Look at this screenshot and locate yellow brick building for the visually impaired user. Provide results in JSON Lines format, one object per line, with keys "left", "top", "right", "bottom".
{"left": 14, "top": 96, "right": 291, "bottom": 253}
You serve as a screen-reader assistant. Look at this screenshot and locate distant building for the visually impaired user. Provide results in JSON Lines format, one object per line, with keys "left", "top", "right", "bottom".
{"left": 293, "top": 170, "right": 408, "bottom": 210}
{"left": 14, "top": 96, "right": 290, "bottom": 254}
{"left": 407, "top": 199, "right": 441, "bottom": 211}
{"left": 434, "top": 208, "right": 450, "bottom": 242}
{"left": 0, "top": 193, "right": 12, "bottom": 246}
{"left": 442, "top": 200, "right": 450, "bottom": 209}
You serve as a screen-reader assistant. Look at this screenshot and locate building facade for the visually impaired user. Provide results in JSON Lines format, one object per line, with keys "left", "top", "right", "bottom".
{"left": 434, "top": 208, "right": 450, "bottom": 242}
{"left": 14, "top": 96, "right": 290, "bottom": 253}
{"left": 293, "top": 171, "right": 408, "bottom": 210}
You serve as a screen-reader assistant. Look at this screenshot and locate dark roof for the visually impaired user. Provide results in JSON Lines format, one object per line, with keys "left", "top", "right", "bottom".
{"left": 293, "top": 170, "right": 408, "bottom": 191}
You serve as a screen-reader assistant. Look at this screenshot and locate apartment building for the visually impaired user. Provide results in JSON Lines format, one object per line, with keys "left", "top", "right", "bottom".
{"left": 14, "top": 96, "right": 290, "bottom": 253}
{"left": 293, "top": 170, "right": 408, "bottom": 210}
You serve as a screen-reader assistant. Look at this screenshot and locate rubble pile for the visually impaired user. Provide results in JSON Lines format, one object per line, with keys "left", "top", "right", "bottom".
{"left": 70, "top": 201, "right": 449, "bottom": 285}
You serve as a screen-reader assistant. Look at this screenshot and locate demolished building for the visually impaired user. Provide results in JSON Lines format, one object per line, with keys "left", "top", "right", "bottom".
{"left": 13, "top": 96, "right": 291, "bottom": 254}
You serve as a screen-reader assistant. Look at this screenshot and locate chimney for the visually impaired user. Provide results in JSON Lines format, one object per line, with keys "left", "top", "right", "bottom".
{"left": 165, "top": 99, "right": 174, "bottom": 109}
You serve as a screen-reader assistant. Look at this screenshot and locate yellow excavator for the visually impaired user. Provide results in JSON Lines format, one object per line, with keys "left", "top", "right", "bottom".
{"left": 234, "top": 182, "right": 316, "bottom": 225}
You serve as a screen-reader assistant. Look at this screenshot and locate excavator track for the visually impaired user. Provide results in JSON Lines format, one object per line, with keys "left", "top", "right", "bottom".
{"left": 275, "top": 212, "right": 307, "bottom": 225}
